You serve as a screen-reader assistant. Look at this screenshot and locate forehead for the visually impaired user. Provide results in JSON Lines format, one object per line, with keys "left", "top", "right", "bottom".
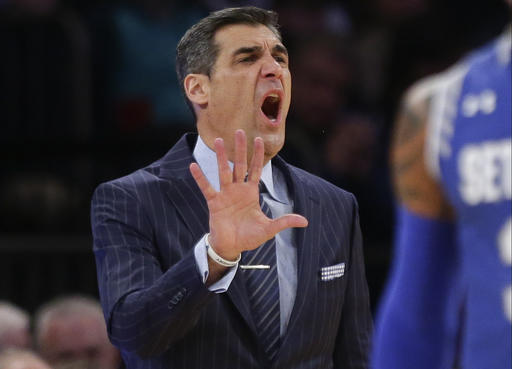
{"left": 213, "top": 24, "right": 283, "bottom": 55}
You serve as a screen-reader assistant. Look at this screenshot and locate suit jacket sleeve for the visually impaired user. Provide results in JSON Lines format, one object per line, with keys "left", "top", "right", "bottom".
{"left": 91, "top": 181, "right": 215, "bottom": 357}
{"left": 333, "top": 194, "right": 373, "bottom": 368}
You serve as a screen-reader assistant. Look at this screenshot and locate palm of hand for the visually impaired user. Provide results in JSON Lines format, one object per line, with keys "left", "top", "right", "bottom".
{"left": 208, "top": 181, "right": 271, "bottom": 255}
{"left": 189, "top": 130, "right": 307, "bottom": 261}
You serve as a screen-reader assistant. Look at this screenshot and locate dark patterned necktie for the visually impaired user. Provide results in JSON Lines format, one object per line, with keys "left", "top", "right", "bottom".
{"left": 242, "top": 181, "right": 280, "bottom": 361}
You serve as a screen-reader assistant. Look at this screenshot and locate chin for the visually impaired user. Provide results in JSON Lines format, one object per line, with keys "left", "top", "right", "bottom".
{"left": 263, "top": 135, "right": 285, "bottom": 158}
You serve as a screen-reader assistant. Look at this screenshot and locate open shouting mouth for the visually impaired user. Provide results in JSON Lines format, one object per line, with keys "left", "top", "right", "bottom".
{"left": 260, "top": 90, "right": 283, "bottom": 125}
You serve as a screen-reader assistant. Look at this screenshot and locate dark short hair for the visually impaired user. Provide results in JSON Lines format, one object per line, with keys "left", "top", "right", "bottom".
{"left": 176, "top": 6, "right": 281, "bottom": 116}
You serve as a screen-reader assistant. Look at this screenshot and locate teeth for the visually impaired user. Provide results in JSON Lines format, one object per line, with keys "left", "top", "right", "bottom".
{"left": 266, "top": 93, "right": 280, "bottom": 102}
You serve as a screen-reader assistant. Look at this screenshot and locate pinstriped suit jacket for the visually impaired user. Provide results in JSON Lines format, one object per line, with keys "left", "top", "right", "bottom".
{"left": 91, "top": 133, "right": 372, "bottom": 369}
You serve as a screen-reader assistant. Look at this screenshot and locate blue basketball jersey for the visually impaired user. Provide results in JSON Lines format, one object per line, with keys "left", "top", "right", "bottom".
{"left": 428, "top": 28, "right": 511, "bottom": 368}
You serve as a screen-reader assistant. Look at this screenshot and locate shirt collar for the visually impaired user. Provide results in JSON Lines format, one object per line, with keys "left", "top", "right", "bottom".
{"left": 193, "top": 135, "right": 286, "bottom": 204}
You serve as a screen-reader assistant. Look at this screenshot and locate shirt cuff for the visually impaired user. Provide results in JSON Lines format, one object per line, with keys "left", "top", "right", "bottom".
{"left": 194, "top": 234, "right": 238, "bottom": 293}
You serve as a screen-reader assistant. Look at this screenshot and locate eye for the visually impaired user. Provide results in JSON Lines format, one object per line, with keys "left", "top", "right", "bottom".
{"left": 239, "top": 55, "right": 257, "bottom": 63}
{"left": 274, "top": 55, "right": 288, "bottom": 65}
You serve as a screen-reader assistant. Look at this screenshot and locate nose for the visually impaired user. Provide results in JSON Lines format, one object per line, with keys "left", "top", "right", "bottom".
{"left": 260, "top": 53, "right": 282, "bottom": 79}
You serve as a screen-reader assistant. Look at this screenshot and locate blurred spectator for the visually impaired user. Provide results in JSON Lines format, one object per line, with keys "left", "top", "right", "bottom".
{"left": 291, "top": 35, "right": 355, "bottom": 128}
{"left": 372, "top": 0, "right": 431, "bottom": 23}
{"left": 0, "top": 302, "right": 31, "bottom": 350}
{"left": 277, "top": 1, "right": 352, "bottom": 37}
{"left": 0, "top": 173, "right": 81, "bottom": 232}
{"left": 0, "top": 349, "right": 52, "bottom": 369}
{"left": 353, "top": 0, "right": 509, "bottom": 115}
{"left": 322, "top": 111, "right": 393, "bottom": 243}
{"left": 1, "top": 0, "right": 91, "bottom": 139}
{"left": 323, "top": 112, "right": 378, "bottom": 182}
{"left": 280, "top": 33, "right": 356, "bottom": 174}
{"left": 0, "top": 0, "right": 93, "bottom": 233}
{"left": 92, "top": 1, "right": 204, "bottom": 133}
{"left": 34, "top": 295, "right": 121, "bottom": 369}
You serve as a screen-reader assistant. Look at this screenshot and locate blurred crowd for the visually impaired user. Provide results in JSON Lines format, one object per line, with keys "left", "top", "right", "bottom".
{"left": 0, "top": 295, "right": 121, "bottom": 369}
{"left": 0, "top": 0, "right": 509, "bottom": 355}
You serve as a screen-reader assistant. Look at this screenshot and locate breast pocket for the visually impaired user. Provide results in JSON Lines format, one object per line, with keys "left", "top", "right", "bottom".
{"left": 314, "top": 262, "right": 347, "bottom": 337}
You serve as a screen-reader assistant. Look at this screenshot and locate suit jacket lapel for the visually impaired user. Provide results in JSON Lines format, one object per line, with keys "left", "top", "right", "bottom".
{"left": 160, "top": 134, "right": 209, "bottom": 240}
{"left": 159, "top": 134, "right": 256, "bottom": 334}
{"left": 166, "top": 178, "right": 209, "bottom": 239}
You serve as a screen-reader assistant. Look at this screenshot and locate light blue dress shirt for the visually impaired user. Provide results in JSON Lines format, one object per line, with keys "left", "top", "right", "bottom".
{"left": 192, "top": 136, "right": 297, "bottom": 336}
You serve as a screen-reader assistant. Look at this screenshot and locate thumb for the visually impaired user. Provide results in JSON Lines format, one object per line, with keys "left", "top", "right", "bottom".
{"left": 268, "top": 214, "right": 308, "bottom": 236}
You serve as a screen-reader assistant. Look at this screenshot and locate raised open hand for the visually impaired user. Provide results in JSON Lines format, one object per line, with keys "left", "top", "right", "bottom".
{"left": 189, "top": 129, "right": 308, "bottom": 262}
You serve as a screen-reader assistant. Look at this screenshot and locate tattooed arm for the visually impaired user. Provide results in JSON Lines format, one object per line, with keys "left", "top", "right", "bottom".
{"left": 390, "top": 81, "right": 454, "bottom": 220}
{"left": 371, "top": 77, "right": 459, "bottom": 369}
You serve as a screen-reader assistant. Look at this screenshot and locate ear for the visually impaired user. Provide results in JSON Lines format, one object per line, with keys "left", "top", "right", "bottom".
{"left": 184, "top": 74, "right": 210, "bottom": 106}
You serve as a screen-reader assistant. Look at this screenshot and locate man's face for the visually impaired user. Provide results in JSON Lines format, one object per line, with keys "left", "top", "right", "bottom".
{"left": 198, "top": 23, "right": 291, "bottom": 164}
{"left": 41, "top": 316, "right": 120, "bottom": 369}
{"left": 0, "top": 326, "right": 31, "bottom": 350}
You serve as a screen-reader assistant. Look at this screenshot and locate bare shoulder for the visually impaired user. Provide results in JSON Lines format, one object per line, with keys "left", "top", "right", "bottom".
{"left": 390, "top": 75, "right": 454, "bottom": 220}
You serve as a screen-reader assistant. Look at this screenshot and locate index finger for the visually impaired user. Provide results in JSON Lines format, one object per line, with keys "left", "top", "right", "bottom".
{"left": 189, "top": 163, "right": 216, "bottom": 201}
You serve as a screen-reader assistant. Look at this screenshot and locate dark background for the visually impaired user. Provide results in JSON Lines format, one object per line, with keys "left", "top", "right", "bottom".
{"left": 0, "top": 0, "right": 509, "bottom": 315}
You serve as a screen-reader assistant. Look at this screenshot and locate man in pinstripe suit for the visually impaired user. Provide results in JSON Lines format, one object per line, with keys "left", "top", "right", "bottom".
{"left": 91, "top": 7, "right": 372, "bottom": 369}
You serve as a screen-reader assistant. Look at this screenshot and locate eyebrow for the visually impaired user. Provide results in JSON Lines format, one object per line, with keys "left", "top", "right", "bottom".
{"left": 273, "top": 44, "right": 288, "bottom": 56}
{"left": 232, "top": 44, "right": 288, "bottom": 57}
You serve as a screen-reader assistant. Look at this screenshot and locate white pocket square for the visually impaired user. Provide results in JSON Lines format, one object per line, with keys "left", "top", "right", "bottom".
{"left": 320, "top": 262, "right": 345, "bottom": 281}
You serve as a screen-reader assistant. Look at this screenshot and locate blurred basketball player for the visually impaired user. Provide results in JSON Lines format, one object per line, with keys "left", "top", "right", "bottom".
{"left": 372, "top": 23, "right": 511, "bottom": 369}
